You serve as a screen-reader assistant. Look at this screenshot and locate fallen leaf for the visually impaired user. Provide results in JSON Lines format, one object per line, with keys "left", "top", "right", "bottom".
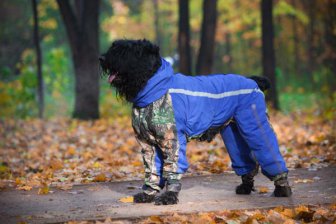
{"left": 281, "top": 208, "right": 295, "bottom": 218}
{"left": 17, "top": 185, "right": 32, "bottom": 191}
{"left": 50, "top": 159, "right": 63, "bottom": 170}
{"left": 294, "top": 179, "right": 314, "bottom": 183}
{"left": 119, "top": 196, "right": 134, "bottom": 203}
{"left": 94, "top": 173, "right": 107, "bottom": 182}
{"left": 38, "top": 185, "right": 50, "bottom": 195}
{"left": 258, "top": 186, "right": 269, "bottom": 194}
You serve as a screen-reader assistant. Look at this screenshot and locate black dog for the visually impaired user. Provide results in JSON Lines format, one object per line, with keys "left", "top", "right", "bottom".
{"left": 100, "top": 39, "right": 291, "bottom": 205}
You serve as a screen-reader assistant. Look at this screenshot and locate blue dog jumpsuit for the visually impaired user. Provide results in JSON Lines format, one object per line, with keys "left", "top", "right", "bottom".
{"left": 132, "top": 59, "right": 288, "bottom": 191}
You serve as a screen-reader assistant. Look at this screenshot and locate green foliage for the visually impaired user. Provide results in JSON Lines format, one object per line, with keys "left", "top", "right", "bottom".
{"left": 274, "top": 0, "right": 309, "bottom": 24}
{"left": 0, "top": 46, "right": 74, "bottom": 118}
{"left": 0, "top": 49, "right": 38, "bottom": 118}
{"left": 43, "top": 47, "right": 74, "bottom": 117}
{"left": 277, "top": 66, "right": 336, "bottom": 116}
{"left": 100, "top": 80, "right": 131, "bottom": 118}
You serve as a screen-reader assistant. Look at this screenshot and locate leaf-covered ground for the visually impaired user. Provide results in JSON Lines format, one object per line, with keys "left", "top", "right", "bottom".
{"left": 1, "top": 110, "right": 335, "bottom": 191}
{"left": 0, "top": 110, "right": 335, "bottom": 222}
{"left": 64, "top": 204, "right": 336, "bottom": 223}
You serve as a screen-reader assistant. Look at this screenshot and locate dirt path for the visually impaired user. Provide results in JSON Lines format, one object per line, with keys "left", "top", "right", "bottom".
{"left": 0, "top": 167, "right": 335, "bottom": 223}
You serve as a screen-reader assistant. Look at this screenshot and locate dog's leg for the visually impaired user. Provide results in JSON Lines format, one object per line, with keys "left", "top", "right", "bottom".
{"left": 133, "top": 185, "right": 159, "bottom": 203}
{"left": 154, "top": 181, "right": 181, "bottom": 205}
{"left": 272, "top": 173, "right": 292, "bottom": 197}
{"left": 236, "top": 165, "right": 259, "bottom": 195}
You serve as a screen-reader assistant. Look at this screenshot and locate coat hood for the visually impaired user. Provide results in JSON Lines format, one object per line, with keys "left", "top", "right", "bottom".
{"left": 132, "top": 58, "right": 173, "bottom": 107}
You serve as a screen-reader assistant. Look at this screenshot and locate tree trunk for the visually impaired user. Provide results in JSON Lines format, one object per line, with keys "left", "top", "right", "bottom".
{"left": 178, "top": 0, "right": 192, "bottom": 75}
{"left": 196, "top": 0, "right": 218, "bottom": 75}
{"left": 261, "top": 0, "right": 279, "bottom": 109}
{"left": 291, "top": 0, "right": 300, "bottom": 76}
{"left": 57, "top": 0, "right": 100, "bottom": 120}
{"left": 153, "top": 0, "right": 161, "bottom": 47}
{"left": 225, "top": 32, "right": 233, "bottom": 71}
{"left": 304, "top": 0, "right": 316, "bottom": 80}
{"left": 324, "top": 0, "right": 336, "bottom": 93}
{"left": 32, "top": 0, "right": 44, "bottom": 118}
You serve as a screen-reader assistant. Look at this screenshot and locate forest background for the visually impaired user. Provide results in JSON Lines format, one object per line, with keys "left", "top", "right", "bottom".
{"left": 0, "top": 0, "right": 335, "bottom": 119}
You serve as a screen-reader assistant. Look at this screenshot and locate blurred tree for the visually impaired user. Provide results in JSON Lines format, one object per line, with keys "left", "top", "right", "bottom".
{"left": 0, "top": 0, "right": 32, "bottom": 80}
{"left": 196, "top": 0, "right": 218, "bottom": 75}
{"left": 56, "top": 0, "right": 100, "bottom": 120}
{"left": 153, "top": 0, "right": 162, "bottom": 47}
{"left": 178, "top": 0, "right": 192, "bottom": 75}
{"left": 323, "top": 0, "right": 336, "bottom": 93}
{"left": 261, "top": 0, "right": 278, "bottom": 109}
{"left": 32, "top": 0, "right": 44, "bottom": 118}
{"left": 290, "top": 0, "right": 300, "bottom": 75}
{"left": 303, "top": 0, "right": 316, "bottom": 79}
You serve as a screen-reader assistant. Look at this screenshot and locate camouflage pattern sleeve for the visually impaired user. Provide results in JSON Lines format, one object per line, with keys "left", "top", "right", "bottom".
{"left": 132, "top": 92, "right": 183, "bottom": 190}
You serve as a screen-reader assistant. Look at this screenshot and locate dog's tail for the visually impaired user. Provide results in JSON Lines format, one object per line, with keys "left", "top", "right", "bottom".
{"left": 248, "top": 76, "right": 271, "bottom": 92}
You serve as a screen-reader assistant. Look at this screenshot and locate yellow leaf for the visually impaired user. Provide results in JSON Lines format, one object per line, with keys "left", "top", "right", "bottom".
{"left": 17, "top": 185, "right": 32, "bottom": 191}
{"left": 251, "top": 212, "right": 266, "bottom": 221}
{"left": 67, "top": 146, "right": 76, "bottom": 156}
{"left": 132, "top": 161, "right": 142, "bottom": 166}
{"left": 149, "top": 215, "right": 163, "bottom": 223}
{"left": 38, "top": 185, "right": 50, "bottom": 195}
{"left": 93, "top": 161, "right": 102, "bottom": 169}
{"left": 94, "top": 173, "right": 107, "bottom": 182}
{"left": 119, "top": 196, "right": 134, "bottom": 203}
{"left": 258, "top": 186, "right": 269, "bottom": 194}
{"left": 281, "top": 208, "right": 295, "bottom": 218}
{"left": 15, "top": 178, "right": 23, "bottom": 185}
{"left": 50, "top": 159, "right": 63, "bottom": 170}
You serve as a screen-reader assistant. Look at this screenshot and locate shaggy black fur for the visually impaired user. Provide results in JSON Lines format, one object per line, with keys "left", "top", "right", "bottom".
{"left": 99, "top": 39, "right": 161, "bottom": 102}
{"left": 154, "top": 191, "right": 179, "bottom": 205}
{"left": 248, "top": 75, "right": 271, "bottom": 92}
{"left": 133, "top": 192, "right": 156, "bottom": 203}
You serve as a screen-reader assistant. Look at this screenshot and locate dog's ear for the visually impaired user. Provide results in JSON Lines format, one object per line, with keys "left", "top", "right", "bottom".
{"left": 141, "top": 39, "right": 160, "bottom": 55}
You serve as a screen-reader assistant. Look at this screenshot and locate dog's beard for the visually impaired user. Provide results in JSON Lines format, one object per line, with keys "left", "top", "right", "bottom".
{"left": 111, "top": 75, "right": 148, "bottom": 102}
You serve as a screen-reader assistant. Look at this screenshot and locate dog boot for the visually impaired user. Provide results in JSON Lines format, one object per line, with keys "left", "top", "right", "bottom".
{"left": 133, "top": 185, "right": 158, "bottom": 203}
{"left": 236, "top": 166, "right": 259, "bottom": 195}
{"left": 236, "top": 173, "right": 255, "bottom": 194}
{"left": 154, "top": 181, "right": 181, "bottom": 205}
{"left": 273, "top": 173, "right": 292, "bottom": 197}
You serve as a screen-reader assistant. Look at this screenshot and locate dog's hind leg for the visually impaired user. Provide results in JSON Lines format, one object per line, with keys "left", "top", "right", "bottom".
{"left": 272, "top": 172, "right": 292, "bottom": 197}
{"left": 220, "top": 122, "right": 259, "bottom": 195}
{"left": 235, "top": 165, "right": 259, "bottom": 194}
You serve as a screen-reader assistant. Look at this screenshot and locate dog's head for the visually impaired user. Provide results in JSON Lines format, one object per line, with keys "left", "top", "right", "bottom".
{"left": 99, "top": 39, "right": 162, "bottom": 102}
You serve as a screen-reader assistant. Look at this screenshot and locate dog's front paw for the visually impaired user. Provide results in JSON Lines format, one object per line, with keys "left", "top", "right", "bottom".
{"left": 273, "top": 185, "right": 292, "bottom": 197}
{"left": 133, "top": 192, "right": 156, "bottom": 203}
{"left": 154, "top": 191, "right": 179, "bottom": 205}
{"left": 236, "top": 183, "right": 254, "bottom": 195}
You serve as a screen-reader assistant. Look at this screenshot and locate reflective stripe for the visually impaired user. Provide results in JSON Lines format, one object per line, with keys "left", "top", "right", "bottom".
{"left": 168, "top": 88, "right": 262, "bottom": 99}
